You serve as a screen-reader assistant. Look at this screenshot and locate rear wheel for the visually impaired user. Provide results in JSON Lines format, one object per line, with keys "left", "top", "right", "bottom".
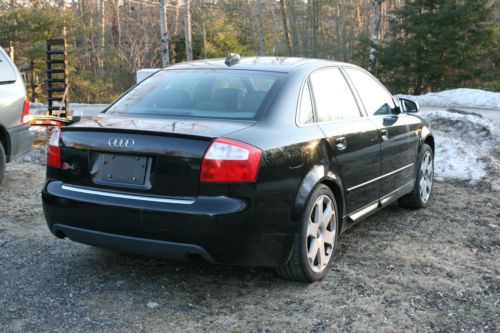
{"left": 398, "top": 144, "right": 434, "bottom": 209}
{"left": 276, "top": 184, "right": 339, "bottom": 282}
{"left": 0, "top": 143, "right": 6, "bottom": 185}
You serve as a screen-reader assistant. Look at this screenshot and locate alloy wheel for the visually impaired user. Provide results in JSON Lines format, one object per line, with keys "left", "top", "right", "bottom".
{"left": 419, "top": 151, "right": 433, "bottom": 203}
{"left": 306, "top": 195, "right": 336, "bottom": 273}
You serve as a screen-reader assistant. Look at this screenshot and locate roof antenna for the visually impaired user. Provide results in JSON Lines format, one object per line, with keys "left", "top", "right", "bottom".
{"left": 224, "top": 53, "right": 240, "bottom": 66}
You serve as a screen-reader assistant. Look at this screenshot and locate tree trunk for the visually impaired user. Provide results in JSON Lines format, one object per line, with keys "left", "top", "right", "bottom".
{"left": 159, "top": 0, "right": 170, "bottom": 67}
{"left": 184, "top": 0, "right": 193, "bottom": 61}
{"left": 112, "top": 0, "right": 121, "bottom": 47}
{"left": 171, "top": 0, "right": 180, "bottom": 64}
{"left": 99, "top": 0, "right": 105, "bottom": 68}
{"left": 202, "top": 22, "right": 207, "bottom": 59}
{"left": 369, "top": 0, "right": 383, "bottom": 73}
{"left": 279, "top": 0, "right": 292, "bottom": 56}
{"left": 246, "top": 1, "right": 260, "bottom": 54}
{"left": 286, "top": 0, "right": 300, "bottom": 56}
{"left": 30, "top": 59, "right": 36, "bottom": 102}
{"left": 256, "top": 0, "right": 266, "bottom": 56}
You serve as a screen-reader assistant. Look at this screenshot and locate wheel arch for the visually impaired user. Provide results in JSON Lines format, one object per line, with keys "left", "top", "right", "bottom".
{"left": 0, "top": 125, "right": 11, "bottom": 162}
{"left": 423, "top": 134, "right": 435, "bottom": 155}
{"left": 420, "top": 125, "right": 434, "bottom": 155}
{"left": 291, "top": 164, "right": 347, "bottom": 232}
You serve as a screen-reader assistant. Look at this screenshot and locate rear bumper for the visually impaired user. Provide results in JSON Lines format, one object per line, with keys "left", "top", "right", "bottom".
{"left": 42, "top": 181, "right": 295, "bottom": 266}
{"left": 6, "top": 123, "right": 33, "bottom": 162}
{"left": 52, "top": 224, "right": 215, "bottom": 262}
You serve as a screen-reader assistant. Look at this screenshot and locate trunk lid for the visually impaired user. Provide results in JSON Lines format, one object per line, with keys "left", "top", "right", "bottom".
{"left": 59, "top": 114, "right": 255, "bottom": 198}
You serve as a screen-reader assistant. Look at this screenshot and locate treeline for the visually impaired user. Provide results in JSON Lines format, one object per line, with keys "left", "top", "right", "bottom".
{"left": 0, "top": 0, "right": 498, "bottom": 103}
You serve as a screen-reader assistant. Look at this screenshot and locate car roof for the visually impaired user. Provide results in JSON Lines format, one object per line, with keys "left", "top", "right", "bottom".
{"left": 164, "top": 57, "right": 353, "bottom": 73}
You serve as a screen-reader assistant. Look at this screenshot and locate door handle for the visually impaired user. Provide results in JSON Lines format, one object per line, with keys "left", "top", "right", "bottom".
{"left": 380, "top": 129, "right": 389, "bottom": 141}
{"left": 335, "top": 137, "right": 347, "bottom": 150}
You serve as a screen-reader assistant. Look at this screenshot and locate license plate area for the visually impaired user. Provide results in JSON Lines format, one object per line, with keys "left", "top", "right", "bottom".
{"left": 91, "top": 153, "right": 152, "bottom": 189}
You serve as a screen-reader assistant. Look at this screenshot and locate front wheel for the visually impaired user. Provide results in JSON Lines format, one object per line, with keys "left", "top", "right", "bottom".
{"left": 398, "top": 144, "right": 434, "bottom": 209}
{"left": 276, "top": 184, "right": 339, "bottom": 282}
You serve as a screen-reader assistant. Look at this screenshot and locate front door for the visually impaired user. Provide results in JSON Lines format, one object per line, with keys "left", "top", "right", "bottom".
{"left": 343, "top": 67, "right": 419, "bottom": 199}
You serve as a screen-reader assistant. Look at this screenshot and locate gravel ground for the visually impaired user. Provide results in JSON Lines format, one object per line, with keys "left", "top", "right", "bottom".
{"left": 0, "top": 161, "right": 498, "bottom": 332}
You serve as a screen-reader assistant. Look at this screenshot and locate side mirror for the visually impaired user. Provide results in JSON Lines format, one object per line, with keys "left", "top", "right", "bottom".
{"left": 399, "top": 98, "right": 419, "bottom": 113}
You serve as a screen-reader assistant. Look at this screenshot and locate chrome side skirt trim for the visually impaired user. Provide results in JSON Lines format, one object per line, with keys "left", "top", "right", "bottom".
{"left": 61, "top": 184, "right": 195, "bottom": 205}
{"left": 347, "top": 163, "right": 414, "bottom": 192}
{"left": 380, "top": 180, "right": 415, "bottom": 206}
{"left": 348, "top": 201, "right": 379, "bottom": 221}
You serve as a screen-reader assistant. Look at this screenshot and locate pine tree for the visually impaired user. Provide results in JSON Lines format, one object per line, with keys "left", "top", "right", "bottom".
{"left": 379, "top": 0, "right": 498, "bottom": 94}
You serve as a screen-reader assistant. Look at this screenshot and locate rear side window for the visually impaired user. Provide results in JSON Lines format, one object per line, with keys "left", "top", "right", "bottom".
{"left": 344, "top": 68, "right": 396, "bottom": 116}
{"left": 309, "top": 68, "right": 361, "bottom": 122}
{"left": 298, "top": 81, "right": 314, "bottom": 125}
{"left": 107, "top": 69, "right": 284, "bottom": 120}
{"left": 0, "top": 51, "right": 17, "bottom": 84}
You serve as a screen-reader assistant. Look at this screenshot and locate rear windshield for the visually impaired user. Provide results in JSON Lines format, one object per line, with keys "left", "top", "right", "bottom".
{"left": 107, "top": 69, "right": 285, "bottom": 120}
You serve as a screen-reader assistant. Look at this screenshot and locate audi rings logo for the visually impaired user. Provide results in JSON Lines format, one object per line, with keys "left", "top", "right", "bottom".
{"left": 108, "top": 138, "right": 135, "bottom": 148}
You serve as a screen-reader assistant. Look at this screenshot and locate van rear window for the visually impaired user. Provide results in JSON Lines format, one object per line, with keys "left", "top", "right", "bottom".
{"left": 0, "top": 51, "right": 17, "bottom": 84}
{"left": 106, "top": 69, "right": 285, "bottom": 120}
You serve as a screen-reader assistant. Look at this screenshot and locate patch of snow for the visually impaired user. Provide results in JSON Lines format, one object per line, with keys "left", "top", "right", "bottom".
{"left": 146, "top": 301, "right": 159, "bottom": 309}
{"left": 29, "top": 102, "right": 46, "bottom": 108}
{"left": 419, "top": 110, "right": 499, "bottom": 189}
{"left": 398, "top": 88, "right": 500, "bottom": 110}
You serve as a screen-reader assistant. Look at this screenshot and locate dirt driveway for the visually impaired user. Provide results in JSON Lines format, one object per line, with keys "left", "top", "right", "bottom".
{"left": 0, "top": 162, "right": 498, "bottom": 332}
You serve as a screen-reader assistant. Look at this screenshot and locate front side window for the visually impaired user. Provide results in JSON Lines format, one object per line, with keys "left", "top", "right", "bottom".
{"left": 107, "top": 69, "right": 284, "bottom": 120}
{"left": 344, "top": 68, "right": 396, "bottom": 116}
{"left": 309, "top": 68, "right": 361, "bottom": 122}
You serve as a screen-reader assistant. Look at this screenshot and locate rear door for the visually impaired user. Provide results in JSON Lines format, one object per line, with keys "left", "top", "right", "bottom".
{"left": 308, "top": 67, "right": 381, "bottom": 214}
{"left": 343, "top": 67, "right": 419, "bottom": 199}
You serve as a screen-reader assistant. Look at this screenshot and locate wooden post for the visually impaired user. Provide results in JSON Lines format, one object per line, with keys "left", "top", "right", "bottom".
{"left": 8, "top": 41, "right": 14, "bottom": 61}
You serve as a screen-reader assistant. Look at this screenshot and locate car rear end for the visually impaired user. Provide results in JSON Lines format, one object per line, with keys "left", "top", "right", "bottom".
{"left": 42, "top": 68, "right": 295, "bottom": 266}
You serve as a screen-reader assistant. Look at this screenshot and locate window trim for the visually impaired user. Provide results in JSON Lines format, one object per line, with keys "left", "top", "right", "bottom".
{"left": 296, "top": 66, "right": 365, "bottom": 127}
{"left": 342, "top": 65, "right": 398, "bottom": 118}
{"left": 295, "top": 77, "right": 316, "bottom": 126}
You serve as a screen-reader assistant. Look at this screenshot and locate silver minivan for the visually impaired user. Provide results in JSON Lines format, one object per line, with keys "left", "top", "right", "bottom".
{"left": 0, "top": 46, "right": 33, "bottom": 184}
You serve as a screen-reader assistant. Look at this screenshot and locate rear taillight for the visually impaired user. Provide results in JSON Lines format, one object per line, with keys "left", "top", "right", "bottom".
{"left": 200, "top": 138, "right": 262, "bottom": 183}
{"left": 47, "top": 128, "right": 61, "bottom": 168}
{"left": 21, "top": 96, "right": 30, "bottom": 124}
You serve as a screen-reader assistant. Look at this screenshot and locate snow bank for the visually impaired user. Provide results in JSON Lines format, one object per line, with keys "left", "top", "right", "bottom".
{"left": 419, "top": 110, "right": 500, "bottom": 190}
{"left": 398, "top": 88, "right": 500, "bottom": 109}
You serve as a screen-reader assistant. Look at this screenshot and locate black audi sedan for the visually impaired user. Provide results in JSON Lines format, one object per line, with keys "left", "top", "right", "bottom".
{"left": 42, "top": 56, "right": 434, "bottom": 282}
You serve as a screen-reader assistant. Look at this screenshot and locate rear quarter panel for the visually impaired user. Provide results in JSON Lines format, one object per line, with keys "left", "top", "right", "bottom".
{"left": 0, "top": 49, "right": 26, "bottom": 130}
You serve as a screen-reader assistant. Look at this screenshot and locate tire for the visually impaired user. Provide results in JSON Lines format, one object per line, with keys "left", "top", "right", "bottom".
{"left": 398, "top": 144, "right": 434, "bottom": 209}
{"left": 276, "top": 184, "right": 339, "bottom": 282}
{"left": 0, "top": 143, "right": 5, "bottom": 186}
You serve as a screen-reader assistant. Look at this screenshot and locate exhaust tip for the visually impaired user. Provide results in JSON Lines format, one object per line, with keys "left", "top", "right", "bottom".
{"left": 54, "top": 230, "right": 66, "bottom": 239}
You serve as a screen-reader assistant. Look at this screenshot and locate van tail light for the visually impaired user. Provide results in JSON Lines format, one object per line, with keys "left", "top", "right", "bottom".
{"left": 47, "top": 128, "right": 61, "bottom": 168}
{"left": 21, "top": 96, "right": 30, "bottom": 124}
{"left": 200, "top": 138, "right": 262, "bottom": 183}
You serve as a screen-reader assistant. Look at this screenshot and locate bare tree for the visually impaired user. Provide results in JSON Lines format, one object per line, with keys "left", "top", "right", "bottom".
{"left": 279, "top": 0, "right": 292, "bottom": 56}
{"left": 256, "top": 0, "right": 266, "bottom": 56}
{"left": 369, "top": 0, "right": 384, "bottom": 73}
{"left": 184, "top": 0, "right": 193, "bottom": 61}
{"left": 111, "top": 0, "right": 121, "bottom": 47}
{"left": 171, "top": 0, "right": 180, "bottom": 64}
{"left": 159, "top": 0, "right": 170, "bottom": 67}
